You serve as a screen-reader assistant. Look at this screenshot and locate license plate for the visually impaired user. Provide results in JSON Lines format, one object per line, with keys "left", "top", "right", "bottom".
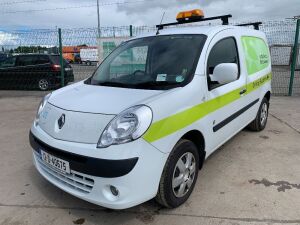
{"left": 41, "top": 150, "right": 70, "bottom": 174}
{"left": 65, "top": 68, "right": 72, "bottom": 71}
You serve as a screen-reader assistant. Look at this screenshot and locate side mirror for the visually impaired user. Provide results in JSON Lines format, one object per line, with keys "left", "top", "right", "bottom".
{"left": 211, "top": 63, "right": 238, "bottom": 85}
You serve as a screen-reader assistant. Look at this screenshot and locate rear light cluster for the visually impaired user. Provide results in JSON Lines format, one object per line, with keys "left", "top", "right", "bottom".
{"left": 51, "top": 64, "right": 61, "bottom": 71}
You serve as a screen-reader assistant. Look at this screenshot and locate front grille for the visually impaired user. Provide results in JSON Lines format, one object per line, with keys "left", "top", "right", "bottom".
{"left": 35, "top": 153, "right": 94, "bottom": 194}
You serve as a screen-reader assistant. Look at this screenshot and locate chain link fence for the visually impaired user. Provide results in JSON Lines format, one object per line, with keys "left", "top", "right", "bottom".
{"left": 0, "top": 21, "right": 299, "bottom": 95}
{"left": 261, "top": 20, "right": 299, "bottom": 95}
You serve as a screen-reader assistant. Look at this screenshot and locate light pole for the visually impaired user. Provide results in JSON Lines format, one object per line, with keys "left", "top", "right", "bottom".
{"left": 97, "top": 0, "right": 101, "bottom": 38}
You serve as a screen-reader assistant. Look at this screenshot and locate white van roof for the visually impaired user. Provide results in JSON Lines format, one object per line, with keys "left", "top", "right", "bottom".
{"left": 131, "top": 25, "right": 266, "bottom": 41}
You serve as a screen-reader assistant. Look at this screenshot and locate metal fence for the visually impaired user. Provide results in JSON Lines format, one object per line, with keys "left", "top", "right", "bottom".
{"left": 289, "top": 19, "right": 300, "bottom": 96}
{"left": 0, "top": 20, "right": 299, "bottom": 95}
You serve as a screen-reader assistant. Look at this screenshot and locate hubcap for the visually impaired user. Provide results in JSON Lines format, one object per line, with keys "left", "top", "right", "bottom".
{"left": 39, "top": 79, "right": 48, "bottom": 90}
{"left": 172, "top": 152, "right": 196, "bottom": 198}
{"left": 260, "top": 103, "right": 268, "bottom": 126}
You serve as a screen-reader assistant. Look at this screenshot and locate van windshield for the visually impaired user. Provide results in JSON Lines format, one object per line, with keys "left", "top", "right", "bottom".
{"left": 88, "top": 34, "right": 207, "bottom": 90}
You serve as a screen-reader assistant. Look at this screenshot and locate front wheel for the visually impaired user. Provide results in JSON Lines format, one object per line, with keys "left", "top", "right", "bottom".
{"left": 155, "top": 139, "right": 199, "bottom": 208}
{"left": 247, "top": 97, "right": 269, "bottom": 131}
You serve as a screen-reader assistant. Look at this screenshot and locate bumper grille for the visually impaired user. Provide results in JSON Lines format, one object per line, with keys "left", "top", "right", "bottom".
{"left": 35, "top": 152, "right": 94, "bottom": 194}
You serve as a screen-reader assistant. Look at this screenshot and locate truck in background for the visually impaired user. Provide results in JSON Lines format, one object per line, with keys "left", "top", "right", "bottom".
{"left": 63, "top": 53, "right": 75, "bottom": 63}
{"left": 62, "top": 46, "right": 82, "bottom": 64}
{"left": 80, "top": 48, "right": 98, "bottom": 66}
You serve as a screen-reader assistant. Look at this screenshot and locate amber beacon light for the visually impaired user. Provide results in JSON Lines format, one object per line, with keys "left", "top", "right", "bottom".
{"left": 176, "top": 9, "right": 205, "bottom": 22}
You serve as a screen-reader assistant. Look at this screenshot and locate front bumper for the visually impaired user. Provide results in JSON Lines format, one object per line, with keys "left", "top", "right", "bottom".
{"left": 30, "top": 127, "right": 168, "bottom": 209}
{"left": 30, "top": 133, "right": 138, "bottom": 178}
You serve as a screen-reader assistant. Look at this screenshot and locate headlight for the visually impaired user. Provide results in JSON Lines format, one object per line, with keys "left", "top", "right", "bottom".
{"left": 34, "top": 93, "right": 51, "bottom": 126}
{"left": 97, "top": 105, "right": 152, "bottom": 148}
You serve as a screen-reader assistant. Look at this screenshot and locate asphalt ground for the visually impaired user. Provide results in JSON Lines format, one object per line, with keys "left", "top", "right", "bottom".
{"left": 0, "top": 96, "right": 299, "bottom": 225}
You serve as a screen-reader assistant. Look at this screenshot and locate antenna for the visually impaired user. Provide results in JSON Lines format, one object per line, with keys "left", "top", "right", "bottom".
{"left": 156, "top": 12, "right": 165, "bottom": 35}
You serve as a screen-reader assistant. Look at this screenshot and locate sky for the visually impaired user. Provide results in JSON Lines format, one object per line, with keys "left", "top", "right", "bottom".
{"left": 0, "top": 0, "right": 299, "bottom": 30}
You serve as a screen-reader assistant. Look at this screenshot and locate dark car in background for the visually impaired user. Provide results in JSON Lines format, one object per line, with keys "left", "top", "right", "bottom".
{"left": 0, "top": 54, "right": 74, "bottom": 91}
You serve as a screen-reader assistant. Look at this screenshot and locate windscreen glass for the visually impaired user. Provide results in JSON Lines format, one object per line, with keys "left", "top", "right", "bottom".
{"left": 88, "top": 34, "right": 207, "bottom": 90}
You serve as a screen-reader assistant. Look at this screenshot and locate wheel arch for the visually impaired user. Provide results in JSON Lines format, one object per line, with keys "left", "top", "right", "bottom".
{"left": 264, "top": 91, "right": 271, "bottom": 102}
{"left": 181, "top": 130, "right": 206, "bottom": 170}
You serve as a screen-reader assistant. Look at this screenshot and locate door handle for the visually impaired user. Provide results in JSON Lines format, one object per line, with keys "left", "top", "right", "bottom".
{"left": 240, "top": 89, "right": 247, "bottom": 95}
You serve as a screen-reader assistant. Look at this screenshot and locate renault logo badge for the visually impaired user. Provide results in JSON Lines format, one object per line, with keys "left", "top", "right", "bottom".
{"left": 58, "top": 114, "right": 65, "bottom": 129}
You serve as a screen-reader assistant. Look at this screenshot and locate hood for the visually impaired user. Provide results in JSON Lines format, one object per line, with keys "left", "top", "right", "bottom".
{"left": 49, "top": 81, "right": 165, "bottom": 114}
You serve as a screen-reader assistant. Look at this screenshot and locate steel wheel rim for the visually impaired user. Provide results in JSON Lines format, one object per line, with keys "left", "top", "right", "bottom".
{"left": 172, "top": 152, "right": 196, "bottom": 198}
{"left": 39, "top": 79, "right": 48, "bottom": 90}
{"left": 260, "top": 103, "right": 268, "bottom": 126}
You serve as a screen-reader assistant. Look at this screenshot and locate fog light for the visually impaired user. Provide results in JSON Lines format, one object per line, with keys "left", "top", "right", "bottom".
{"left": 110, "top": 185, "right": 119, "bottom": 196}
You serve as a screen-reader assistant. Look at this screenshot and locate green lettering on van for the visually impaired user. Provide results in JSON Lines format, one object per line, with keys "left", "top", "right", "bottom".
{"left": 241, "top": 36, "right": 270, "bottom": 75}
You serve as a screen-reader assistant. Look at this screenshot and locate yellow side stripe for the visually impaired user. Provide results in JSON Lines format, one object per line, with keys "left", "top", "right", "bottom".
{"left": 143, "top": 73, "right": 272, "bottom": 143}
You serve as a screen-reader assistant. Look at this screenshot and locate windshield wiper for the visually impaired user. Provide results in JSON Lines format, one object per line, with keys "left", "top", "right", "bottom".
{"left": 134, "top": 81, "right": 179, "bottom": 88}
{"left": 96, "top": 81, "right": 129, "bottom": 88}
{"left": 91, "top": 81, "right": 180, "bottom": 89}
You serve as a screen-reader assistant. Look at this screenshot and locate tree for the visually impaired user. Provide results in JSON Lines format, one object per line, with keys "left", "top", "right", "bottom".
{"left": 14, "top": 46, "right": 47, "bottom": 53}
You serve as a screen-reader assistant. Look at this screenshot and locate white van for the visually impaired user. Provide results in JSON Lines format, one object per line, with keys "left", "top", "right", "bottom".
{"left": 80, "top": 48, "right": 98, "bottom": 65}
{"left": 29, "top": 11, "right": 272, "bottom": 209}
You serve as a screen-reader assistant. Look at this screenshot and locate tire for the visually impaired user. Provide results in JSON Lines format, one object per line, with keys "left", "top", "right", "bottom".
{"left": 247, "top": 97, "right": 269, "bottom": 131}
{"left": 155, "top": 139, "right": 199, "bottom": 208}
{"left": 38, "top": 78, "right": 50, "bottom": 91}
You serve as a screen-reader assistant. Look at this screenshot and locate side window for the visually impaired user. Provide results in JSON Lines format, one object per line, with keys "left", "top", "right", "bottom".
{"left": 241, "top": 36, "right": 270, "bottom": 75}
{"left": 207, "top": 37, "right": 239, "bottom": 89}
{"left": 17, "top": 55, "right": 39, "bottom": 66}
{"left": 109, "top": 46, "right": 148, "bottom": 78}
{"left": 0, "top": 57, "right": 16, "bottom": 68}
{"left": 36, "top": 55, "right": 50, "bottom": 64}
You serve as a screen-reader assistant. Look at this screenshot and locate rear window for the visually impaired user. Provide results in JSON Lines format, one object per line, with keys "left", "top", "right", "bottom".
{"left": 49, "top": 55, "right": 68, "bottom": 65}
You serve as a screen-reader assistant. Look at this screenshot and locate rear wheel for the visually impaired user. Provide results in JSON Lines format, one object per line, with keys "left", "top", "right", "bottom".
{"left": 156, "top": 139, "right": 199, "bottom": 208}
{"left": 38, "top": 78, "right": 49, "bottom": 91}
{"left": 247, "top": 97, "right": 269, "bottom": 131}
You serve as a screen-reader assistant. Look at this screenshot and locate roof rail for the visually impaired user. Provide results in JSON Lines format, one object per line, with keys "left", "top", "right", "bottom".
{"left": 156, "top": 14, "right": 232, "bottom": 30}
{"left": 237, "top": 22, "right": 262, "bottom": 30}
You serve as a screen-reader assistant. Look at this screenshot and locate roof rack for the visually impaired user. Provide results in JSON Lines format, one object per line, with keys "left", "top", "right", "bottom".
{"left": 156, "top": 14, "right": 263, "bottom": 31}
{"left": 237, "top": 22, "right": 262, "bottom": 30}
{"left": 156, "top": 14, "right": 232, "bottom": 30}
